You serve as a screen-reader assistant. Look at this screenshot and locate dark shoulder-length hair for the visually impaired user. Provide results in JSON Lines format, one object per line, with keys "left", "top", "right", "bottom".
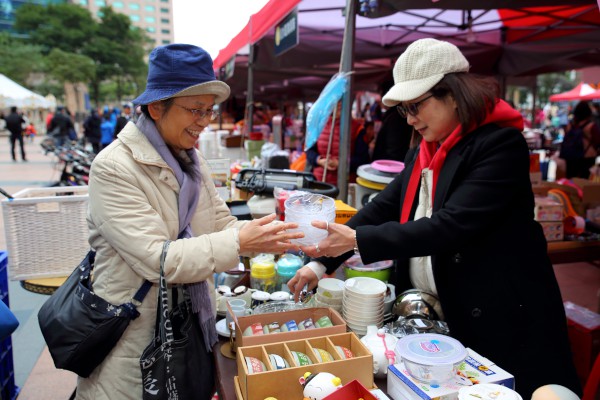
{"left": 431, "top": 72, "right": 500, "bottom": 136}
{"left": 140, "top": 99, "right": 200, "bottom": 181}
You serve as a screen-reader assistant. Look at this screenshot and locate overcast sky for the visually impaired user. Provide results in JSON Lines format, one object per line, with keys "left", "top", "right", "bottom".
{"left": 172, "top": 0, "right": 269, "bottom": 60}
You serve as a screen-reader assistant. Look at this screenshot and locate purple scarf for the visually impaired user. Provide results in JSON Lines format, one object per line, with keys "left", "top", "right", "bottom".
{"left": 137, "top": 114, "right": 218, "bottom": 351}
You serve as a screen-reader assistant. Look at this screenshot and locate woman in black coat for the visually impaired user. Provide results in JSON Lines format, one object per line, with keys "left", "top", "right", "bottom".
{"left": 288, "top": 38, "right": 581, "bottom": 399}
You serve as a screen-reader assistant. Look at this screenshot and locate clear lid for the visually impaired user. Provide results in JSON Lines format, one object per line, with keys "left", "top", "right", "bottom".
{"left": 395, "top": 333, "right": 467, "bottom": 365}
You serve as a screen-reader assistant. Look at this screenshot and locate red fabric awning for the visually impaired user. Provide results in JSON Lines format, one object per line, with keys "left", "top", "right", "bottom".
{"left": 549, "top": 82, "right": 598, "bottom": 101}
{"left": 213, "top": 0, "right": 301, "bottom": 70}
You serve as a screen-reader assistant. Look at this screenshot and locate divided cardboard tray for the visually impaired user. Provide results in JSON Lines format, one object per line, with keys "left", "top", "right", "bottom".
{"left": 235, "top": 332, "right": 374, "bottom": 400}
{"left": 231, "top": 306, "right": 347, "bottom": 348}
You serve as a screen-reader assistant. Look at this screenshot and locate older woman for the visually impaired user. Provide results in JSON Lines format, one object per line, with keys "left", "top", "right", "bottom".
{"left": 78, "top": 44, "right": 302, "bottom": 399}
{"left": 288, "top": 39, "right": 581, "bottom": 398}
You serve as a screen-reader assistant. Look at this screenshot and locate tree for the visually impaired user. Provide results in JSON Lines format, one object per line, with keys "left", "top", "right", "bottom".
{"left": 83, "top": 7, "right": 149, "bottom": 104}
{"left": 12, "top": 3, "right": 149, "bottom": 106}
{"left": 0, "top": 32, "right": 45, "bottom": 85}
{"left": 14, "top": 3, "right": 96, "bottom": 55}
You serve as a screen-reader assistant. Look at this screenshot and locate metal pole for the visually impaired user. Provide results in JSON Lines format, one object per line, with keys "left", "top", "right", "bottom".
{"left": 246, "top": 44, "right": 255, "bottom": 136}
{"left": 337, "top": 0, "right": 356, "bottom": 202}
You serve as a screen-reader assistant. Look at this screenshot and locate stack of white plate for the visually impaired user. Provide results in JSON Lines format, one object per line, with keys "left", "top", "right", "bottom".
{"left": 343, "top": 277, "right": 387, "bottom": 336}
{"left": 312, "top": 278, "right": 344, "bottom": 314}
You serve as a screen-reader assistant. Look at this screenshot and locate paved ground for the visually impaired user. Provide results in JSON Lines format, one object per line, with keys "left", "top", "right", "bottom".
{"left": 0, "top": 132, "right": 78, "bottom": 398}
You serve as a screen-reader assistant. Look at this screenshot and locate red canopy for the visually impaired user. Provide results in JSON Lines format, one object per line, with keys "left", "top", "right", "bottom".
{"left": 549, "top": 83, "right": 599, "bottom": 102}
{"left": 213, "top": 0, "right": 301, "bottom": 69}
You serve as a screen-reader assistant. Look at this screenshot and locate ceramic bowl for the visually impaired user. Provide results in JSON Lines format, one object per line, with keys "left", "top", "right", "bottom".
{"left": 344, "top": 277, "right": 387, "bottom": 297}
{"left": 343, "top": 294, "right": 384, "bottom": 308}
{"left": 317, "top": 278, "right": 345, "bottom": 299}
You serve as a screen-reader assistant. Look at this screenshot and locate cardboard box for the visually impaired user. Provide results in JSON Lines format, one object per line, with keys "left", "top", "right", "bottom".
{"left": 572, "top": 177, "right": 600, "bottom": 210}
{"left": 335, "top": 199, "right": 357, "bottom": 224}
{"left": 530, "top": 171, "right": 542, "bottom": 187}
{"left": 564, "top": 301, "right": 600, "bottom": 385}
{"left": 387, "top": 348, "right": 515, "bottom": 400}
{"left": 233, "top": 307, "right": 347, "bottom": 348}
{"left": 235, "top": 332, "right": 374, "bottom": 400}
{"left": 540, "top": 221, "right": 564, "bottom": 242}
{"left": 534, "top": 196, "right": 563, "bottom": 222}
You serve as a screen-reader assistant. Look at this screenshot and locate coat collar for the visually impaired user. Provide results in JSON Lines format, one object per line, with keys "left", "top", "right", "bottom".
{"left": 117, "top": 120, "right": 169, "bottom": 168}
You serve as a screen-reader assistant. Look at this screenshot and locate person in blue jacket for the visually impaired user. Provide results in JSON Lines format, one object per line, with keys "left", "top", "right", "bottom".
{"left": 100, "top": 114, "right": 115, "bottom": 150}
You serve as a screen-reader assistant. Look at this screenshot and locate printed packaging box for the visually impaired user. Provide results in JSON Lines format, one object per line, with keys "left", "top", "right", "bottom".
{"left": 235, "top": 332, "right": 373, "bottom": 400}
{"left": 232, "top": 306, "right": 346, "bottom": 348}
{"left": 387, "top": 348, "right": 515, "bottom": 400}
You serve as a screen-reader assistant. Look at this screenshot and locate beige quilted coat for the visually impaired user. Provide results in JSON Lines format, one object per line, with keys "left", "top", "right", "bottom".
{"left": 76, "top": 122, "right": 248, "bottom": 399}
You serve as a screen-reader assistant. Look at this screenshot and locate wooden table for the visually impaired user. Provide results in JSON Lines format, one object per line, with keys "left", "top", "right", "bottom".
{"left": 547, "top": 240, "right": 600, "bottom": 264}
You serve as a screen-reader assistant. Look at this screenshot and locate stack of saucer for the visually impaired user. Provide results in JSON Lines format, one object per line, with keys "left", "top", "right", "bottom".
{"left": 343, "top": 277, "right": 387, "bottom": 336}
{"left": 312, "top": 278, "right": 344, "bottom": 314}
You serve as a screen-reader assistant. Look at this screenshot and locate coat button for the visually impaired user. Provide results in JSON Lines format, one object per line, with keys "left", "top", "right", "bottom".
{"left": 471, "top": 308, "right": 482, "bottom": 318}
{"left": 453, "top": 253, "right": 462, "bottom": 263}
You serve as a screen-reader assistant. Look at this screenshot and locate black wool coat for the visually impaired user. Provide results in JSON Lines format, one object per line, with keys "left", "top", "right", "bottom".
{"left": 322, "top": 123, "right": 581, "bottom": 398}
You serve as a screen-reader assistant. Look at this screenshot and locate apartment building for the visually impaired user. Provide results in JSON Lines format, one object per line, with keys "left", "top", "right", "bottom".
{"left": 73, "top": 0, "right": 174, "bottom": 47}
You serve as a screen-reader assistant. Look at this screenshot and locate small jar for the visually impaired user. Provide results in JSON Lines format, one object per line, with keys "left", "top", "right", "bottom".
{"left": 250, "top": 261, "right": 276, "bottom": 293}
{"left": 276, "top": 253, "right": 303, "bottom": 293}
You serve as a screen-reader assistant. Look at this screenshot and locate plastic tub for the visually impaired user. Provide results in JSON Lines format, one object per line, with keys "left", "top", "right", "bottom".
{"left": 394, "top": 333, "right": 467, "bottom": 387}
{"left": 284, "top": 194, "right": 335, "bottom": 246}
{"left": 343, "top": 255, "right": 393, "bottom": 282}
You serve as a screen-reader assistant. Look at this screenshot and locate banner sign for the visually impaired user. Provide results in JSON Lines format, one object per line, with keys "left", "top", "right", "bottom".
{"left": 224, "top": 56, "right": 236, "bottom": 80}
{"left": 274, "top": 9, "right": 299, "bottom": 57}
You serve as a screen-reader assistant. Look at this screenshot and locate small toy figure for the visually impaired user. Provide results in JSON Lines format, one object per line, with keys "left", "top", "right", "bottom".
{"left": 299, "top": 371, "right": 342, "bottom": 400}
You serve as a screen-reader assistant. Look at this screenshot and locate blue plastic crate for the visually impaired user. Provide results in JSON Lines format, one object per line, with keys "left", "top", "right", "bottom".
{"left": 0, "top": 252, "right": 18, "bottom": 400}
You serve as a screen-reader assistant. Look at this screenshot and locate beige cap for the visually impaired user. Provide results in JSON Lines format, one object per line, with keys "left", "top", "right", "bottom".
{"left": 382, "top": 38, "right": 469, "bottom": 106}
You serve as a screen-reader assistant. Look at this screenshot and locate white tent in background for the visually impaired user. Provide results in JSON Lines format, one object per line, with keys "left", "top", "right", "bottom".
{"left": 0, "top": 74, "right": 52, "bottom": 109}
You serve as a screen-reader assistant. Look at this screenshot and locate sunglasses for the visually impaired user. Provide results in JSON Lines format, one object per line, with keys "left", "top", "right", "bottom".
{"left": 396, "top": 94, "right": 434, "bottom": 118}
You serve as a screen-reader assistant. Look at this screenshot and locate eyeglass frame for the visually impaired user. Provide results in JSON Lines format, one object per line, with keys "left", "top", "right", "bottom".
{"left": 174, "top": 103, "right": 220, "bottom": 121}
{"left": 396, "top": 94, "right": 434, "bottom": 118}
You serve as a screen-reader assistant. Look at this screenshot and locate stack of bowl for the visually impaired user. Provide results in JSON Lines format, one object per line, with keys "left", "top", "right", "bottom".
{"left": 312, "top": 278, "right": 344, "bottom": 314}
{"left": 343, "top": 277, "right": 387, "bottom": 336}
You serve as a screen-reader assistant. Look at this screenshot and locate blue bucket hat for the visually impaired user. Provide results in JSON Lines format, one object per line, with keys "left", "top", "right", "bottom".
{"left": 133, "top": 43, "right": 230, "bottom": 106}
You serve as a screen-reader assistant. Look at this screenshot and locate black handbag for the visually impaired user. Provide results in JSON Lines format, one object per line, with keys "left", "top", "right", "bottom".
{"left": 38, "top": 250, "right": 152, "bottom": 378}
{"left": 140, "top": 241, "right": 214, "bottom": 400}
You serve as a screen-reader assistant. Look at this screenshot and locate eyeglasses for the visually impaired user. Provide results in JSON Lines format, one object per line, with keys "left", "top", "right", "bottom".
{"left": 396, "top": 94, "right": 434, "bottom": 118}
{"left": 174, "top": 104, "right": 219, "bottom": 121}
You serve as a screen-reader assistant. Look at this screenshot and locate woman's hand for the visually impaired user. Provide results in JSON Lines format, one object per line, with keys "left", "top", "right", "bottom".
{"left": 317, "top": 156, "right": 339, "bottom": 171}
{"left": 299, "top": 220, "right": 355, "bottom": 258}
{"left": 238, "top": 213, "right": 303, "bottom": 254}
{"left": 287, "top": 265, "right": 319, "bottom": 302}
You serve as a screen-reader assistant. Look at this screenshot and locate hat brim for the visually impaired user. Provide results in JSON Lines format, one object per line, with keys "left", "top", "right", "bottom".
{"left": 133, "top": 80, "right": 230, "bottom": 106}
{"left": 382, "top": 74, "right": 444, "bottom": 107}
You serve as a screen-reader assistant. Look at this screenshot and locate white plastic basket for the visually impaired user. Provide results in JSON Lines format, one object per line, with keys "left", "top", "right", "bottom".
{"left": 1, "top": 186, "right": 89, "bottom": 280}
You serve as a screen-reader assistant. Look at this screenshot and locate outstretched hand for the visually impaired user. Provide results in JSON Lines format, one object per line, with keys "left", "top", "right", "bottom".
{"left": 299, "top": 220, "right": 355, "bottom": 258}
{"left": 238, "top": 213, "right": 303, "bottom": 254}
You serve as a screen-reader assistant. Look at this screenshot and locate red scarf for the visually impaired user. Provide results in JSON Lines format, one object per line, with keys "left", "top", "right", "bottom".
{"left": 400, "top": 100, "right": 524, "bottom": 223}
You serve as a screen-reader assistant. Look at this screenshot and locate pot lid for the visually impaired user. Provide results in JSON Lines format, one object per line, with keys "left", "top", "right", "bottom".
{"left": 395, "top": 333, "right": 467, "bottom": 365}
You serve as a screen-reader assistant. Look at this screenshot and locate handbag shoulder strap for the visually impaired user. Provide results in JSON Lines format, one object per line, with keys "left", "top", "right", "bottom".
{"left": 82, "top": 249, "right": 152, "bottom": 305}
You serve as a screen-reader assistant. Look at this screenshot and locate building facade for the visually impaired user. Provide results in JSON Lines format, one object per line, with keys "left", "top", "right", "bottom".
{"left": 73, "top": 0, "right": 174, "bottom": 47}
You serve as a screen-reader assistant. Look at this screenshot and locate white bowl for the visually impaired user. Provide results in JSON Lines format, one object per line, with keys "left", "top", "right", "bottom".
{"left": 316, "top": 293, "right": 343, "bottom": 306}
{"left": 344, "top": 314, "right": 383, "bottom": 326}
{"left": 343, "top": 304, "right": 384, "bottom": 318}
{"left": 344, "top": 277, "right": 387, "bottom": 297}
{"left": 343, "top": 294, "right": 384, "bottom": 307}
{"left": 317, "top": 278, "right": 345, "bottom": 298}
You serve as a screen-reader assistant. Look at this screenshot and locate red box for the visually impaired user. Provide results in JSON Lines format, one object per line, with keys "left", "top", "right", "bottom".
{"left": 323, "top": 380, "right": 378, "bottom": 400}
{"left": 564, "top": 301, "right": 600, "bottom": 385}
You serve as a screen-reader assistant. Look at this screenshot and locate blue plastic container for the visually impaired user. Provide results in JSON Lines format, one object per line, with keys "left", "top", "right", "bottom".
{"left": 276, "top": 253, "right": 303, "bottom": 293}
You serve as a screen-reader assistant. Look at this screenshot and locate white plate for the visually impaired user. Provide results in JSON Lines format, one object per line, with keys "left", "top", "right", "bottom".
{"left": 216, "top": 318, "right": 235, "bottom": 338}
